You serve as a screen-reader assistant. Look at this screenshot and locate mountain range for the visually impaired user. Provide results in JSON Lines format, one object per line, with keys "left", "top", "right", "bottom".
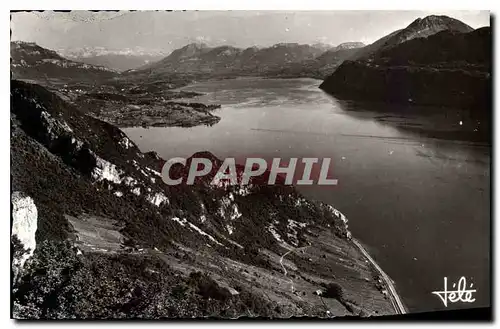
{"left": 11, "top": 14, "right": 490, "bottom": 84}
{"left": 126, "top": 41, "right": 367, "bottom": 80}
{"left": 54, "top": 41, "right": 367, "bottom": 74}
{"left": 11, "top": 15, "right": 490, "bottom": 105}
{"left": 58, "top": 47, "right": 168, "bottom": 72}
{"left": 11, "top": 40, "right": 366, "bottom": 82}
{"left": 136, "top": 42, "right": 325, "bottom": 74}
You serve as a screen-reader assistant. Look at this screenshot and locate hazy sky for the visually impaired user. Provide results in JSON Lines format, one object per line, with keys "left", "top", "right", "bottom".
{"left": 11, "top": 11, "right": 490, "bottom": 53}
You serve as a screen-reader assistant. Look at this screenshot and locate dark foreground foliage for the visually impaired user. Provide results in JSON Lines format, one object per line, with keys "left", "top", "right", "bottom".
{"left": 13, "top": 241, "right": 276, "bottom": 319}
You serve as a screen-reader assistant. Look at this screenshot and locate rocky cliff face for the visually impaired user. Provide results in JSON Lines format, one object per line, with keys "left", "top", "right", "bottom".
{"left": 11, "top": 192, "right": 38, "bottom": 276}
{"left": 320, "top": 20, "right": 491, "bottom": 119}
{"left": 11, "top": 80, "right": 395, "bottom": 319}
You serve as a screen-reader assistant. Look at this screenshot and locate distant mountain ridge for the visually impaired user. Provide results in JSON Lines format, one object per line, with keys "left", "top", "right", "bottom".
{"left": 11, "top": 41, "right": 118, "bottom": 81}
{"left": 310, "top": 42, "right": 335, "bottom": 52}
{"left": 58, "top": 46, "right": 167, "bottom": 58}
{"left": 334, "top": 42, "right": 366, "bottom": 50}
{"left": 11, "top": 40, "right": 365, "bottom": 81}
{"left": 130, "top": 40, "right": 365, "bottom": 80}
{"left": 13, "top": 14, "right": 480, "bottom": 86}
{"left": 58, "top": 46, "right": 168, "bottom": 71}
{"left": 68, "top": 54, "right": 166, "bottom": 72}
{"left": 137, "top": 42, "right": 326, "bottom": 74}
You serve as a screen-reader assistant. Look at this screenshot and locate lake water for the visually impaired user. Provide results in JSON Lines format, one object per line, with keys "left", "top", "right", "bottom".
{"left": 123, "top": 77, "right": 490, "bottom": 313}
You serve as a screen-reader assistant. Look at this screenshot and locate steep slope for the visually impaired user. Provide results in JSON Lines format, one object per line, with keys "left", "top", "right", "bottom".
{"left": 373, "top": 26, "right": 491, "bottom": 66}
{"left": 389, "top": 15, "right": 473, "bottom": 44}
{"left": 311, "top": 43, "right": 365, "bottom": 76}
{"left": 350, "top": 29, "right": 402, "bottom": 61}
{"left": 320, "top": 18, "right": 491, "bottom": 115}
{"left": 11, "top": 80, "right": 397, "bottom": 319}
{"left": 11, "top": 41, "right": 118, "bottom": 82}
{"left": 352, "top": 15, "right": 473, "bottom": 60}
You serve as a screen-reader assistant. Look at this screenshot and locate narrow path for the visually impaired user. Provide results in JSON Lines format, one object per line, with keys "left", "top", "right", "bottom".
{"left": 279, "top": 249, "right": 293, "bottom": 277}
{"left": 279, "top": 246, "right": 309, "bottom": 300}
{"left": 351, "top": 238, "right": 406, "bottom": 314}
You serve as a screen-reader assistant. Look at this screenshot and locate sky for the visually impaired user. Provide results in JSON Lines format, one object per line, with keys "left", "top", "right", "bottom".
{"left": 10, "top": 11, "right": 491, "bottom": 53}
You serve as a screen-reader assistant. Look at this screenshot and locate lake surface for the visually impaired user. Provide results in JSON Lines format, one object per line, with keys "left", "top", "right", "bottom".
{"left": 123, "top": 77, "right": 490, "bottom": 312}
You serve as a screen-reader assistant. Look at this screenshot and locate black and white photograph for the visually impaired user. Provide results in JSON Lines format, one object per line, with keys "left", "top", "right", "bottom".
{"left": 9, "top": 8, "right": 492, "bottom": 321}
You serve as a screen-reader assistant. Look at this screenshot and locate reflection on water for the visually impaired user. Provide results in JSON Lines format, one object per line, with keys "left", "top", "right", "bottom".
{"left": 335, "top": 99, "right": 491, "bottom": 144}
{"left": 124, "top": 77, "right": 490, "bottom": 312}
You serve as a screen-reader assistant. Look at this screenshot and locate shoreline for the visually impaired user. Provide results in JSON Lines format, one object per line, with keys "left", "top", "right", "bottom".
{"left": 326, "top": 203, "right": 406, "bottom": 314}
{"left": 351, "top": 238, "right": 407, "bottom": 314}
